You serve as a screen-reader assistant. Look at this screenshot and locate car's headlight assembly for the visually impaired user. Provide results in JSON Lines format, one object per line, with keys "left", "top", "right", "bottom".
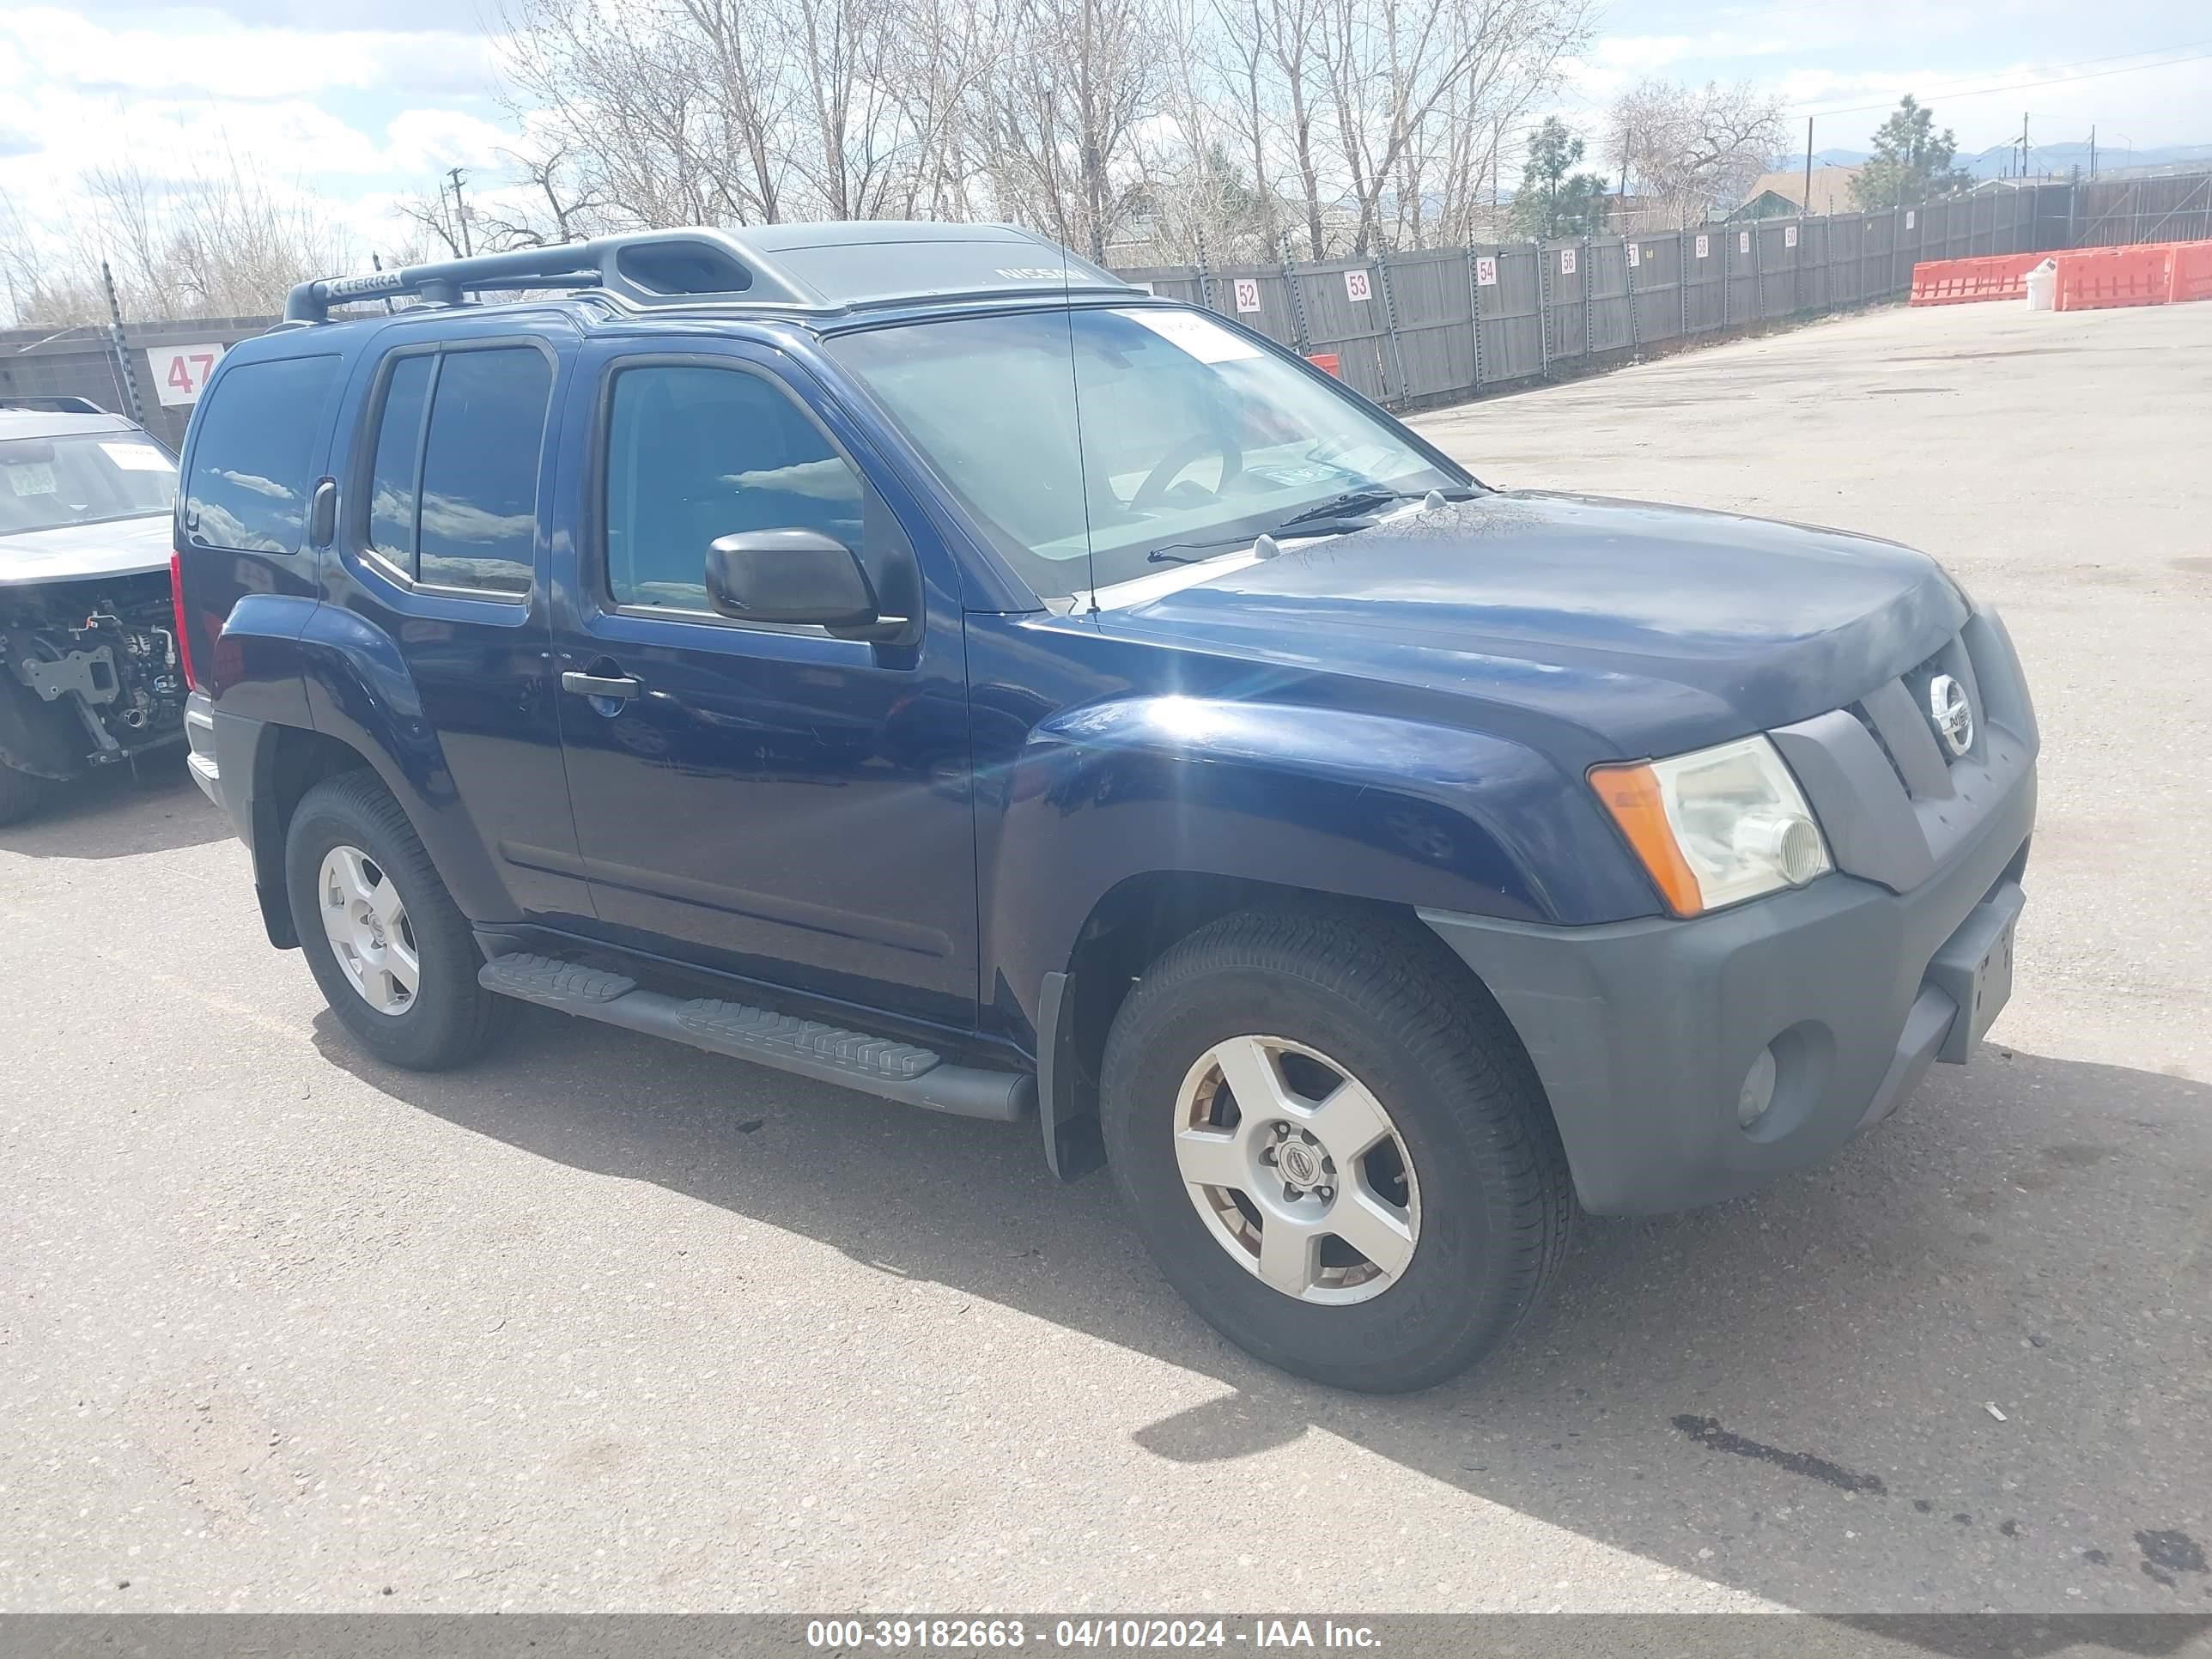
{"left": 1589, "top": 735, "right": 1832, "bottom": 917}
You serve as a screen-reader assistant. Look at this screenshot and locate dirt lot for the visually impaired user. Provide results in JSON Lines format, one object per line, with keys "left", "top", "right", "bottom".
{"left": 3, "top": 298, "right": 2208, "bottom": 1614}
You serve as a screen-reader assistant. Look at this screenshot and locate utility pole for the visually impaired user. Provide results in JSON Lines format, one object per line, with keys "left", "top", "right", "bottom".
{"left": 447, "top": 167, "right": 472, "bottom": 257}
{"left": 2089, "top": 125, "right": 2097, "bottom": 180}
{"left": 1802, "top": 116, "right": 1814, "bottom": 215}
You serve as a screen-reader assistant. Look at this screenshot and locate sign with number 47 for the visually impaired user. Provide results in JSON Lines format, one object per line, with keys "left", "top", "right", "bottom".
{"left": 1343, "top": 269, "right": 1372, "bottom": 302}
{"left": 149, "top": 343, "right": 226, "bottom": 408}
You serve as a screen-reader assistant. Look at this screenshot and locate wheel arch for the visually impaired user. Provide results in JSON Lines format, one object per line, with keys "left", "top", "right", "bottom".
{"left": 1037, "top": 868, "right": 1542, "bottom": 1182}
{"left": 243, "top": 722, "right": 386, "bottom": 948}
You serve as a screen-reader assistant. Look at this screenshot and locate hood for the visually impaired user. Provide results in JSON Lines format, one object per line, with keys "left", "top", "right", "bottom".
{"left": 0, "top": 513, "right": 173, "bottom": 588}
{"left": 1113, "top": 489, "right": 1968, "bottom": 761}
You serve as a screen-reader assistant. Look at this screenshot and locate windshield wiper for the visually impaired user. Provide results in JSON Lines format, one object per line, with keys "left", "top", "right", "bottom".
{"left": 1146, "top": 483, "right": 1479, "bottom": 564}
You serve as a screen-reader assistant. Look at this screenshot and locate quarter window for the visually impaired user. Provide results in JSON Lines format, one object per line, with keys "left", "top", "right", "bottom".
{"left": 184, "top": 354, "right": 340, "bottom": 555}
{"left": 361, "top": 344, "right": 551, "bottom": 598}
{"left": 603, "top": 363, "right": 865, "bottom": 614}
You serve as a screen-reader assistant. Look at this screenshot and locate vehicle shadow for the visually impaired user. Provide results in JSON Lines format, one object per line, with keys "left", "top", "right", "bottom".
{"left": 0, "top": 753, "right": 227, "bottom": 859}
{"left": 310, "top": 1006, "right": 2212, "bottom": 1620}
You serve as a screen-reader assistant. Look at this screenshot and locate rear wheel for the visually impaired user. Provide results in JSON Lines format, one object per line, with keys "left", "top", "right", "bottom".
{"left": 284, "top": 769, "right": 508, "bottom": 1071}
{"left": 0, "top": 763, "right": 52, "bottom": 828}
{"left": 1100, "top": 908, "right": 1573, "bottom": 1392}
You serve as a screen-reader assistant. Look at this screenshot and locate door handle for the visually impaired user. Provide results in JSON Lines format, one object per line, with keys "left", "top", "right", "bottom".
{"left": 561, "top": 670, "right": 641, "bottom": 701}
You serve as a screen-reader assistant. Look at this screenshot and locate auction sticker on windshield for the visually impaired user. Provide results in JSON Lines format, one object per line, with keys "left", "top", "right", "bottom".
{"left": 1119, "top": 308, "right": 1262, "bottom": 363}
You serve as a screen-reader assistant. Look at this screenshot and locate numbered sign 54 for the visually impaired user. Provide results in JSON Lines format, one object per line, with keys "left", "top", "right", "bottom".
{"left": 149, "top": 343, "right": 226, "bottom": 408}
{"left": 1343, "top": 268, "right": 1372, "bottom": 302}
{"left": 1474, "top": 255, "right": 1498, "bottom": 287}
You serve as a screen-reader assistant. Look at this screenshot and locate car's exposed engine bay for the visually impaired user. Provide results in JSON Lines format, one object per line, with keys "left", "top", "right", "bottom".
{"left": 0, "top": 572, "right": 185, "bottom": 775}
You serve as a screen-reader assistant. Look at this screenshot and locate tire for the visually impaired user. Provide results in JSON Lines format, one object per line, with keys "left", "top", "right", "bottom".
{"left": 284, "top": 769, "right": 509, "bottom": 1071}
{"left": 1099, "top": 907, "right": 1573, "bottom": 1393}
{"left": 0, "top": 763, "right": 52, "bottom": 828}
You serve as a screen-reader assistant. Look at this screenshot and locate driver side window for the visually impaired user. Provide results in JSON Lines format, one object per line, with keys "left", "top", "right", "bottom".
{"left": 604, "top": 362, "right": 865, "bottom": 614}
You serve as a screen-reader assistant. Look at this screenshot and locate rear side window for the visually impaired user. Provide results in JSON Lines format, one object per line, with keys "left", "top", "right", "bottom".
{"left": 360, "top": 343, "right": 552, "bottom": 598}
{"left": 184, "top": 355, "right": 340, "bottom": 554}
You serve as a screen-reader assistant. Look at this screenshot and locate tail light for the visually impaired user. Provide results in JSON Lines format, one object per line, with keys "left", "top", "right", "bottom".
{"left": 170, "top": 549, "right": 201, "bottom": 692}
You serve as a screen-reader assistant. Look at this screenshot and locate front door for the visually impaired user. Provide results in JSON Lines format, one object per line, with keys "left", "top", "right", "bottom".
{"left": 550, "top": 341, "right": 977, "bottom": 1030}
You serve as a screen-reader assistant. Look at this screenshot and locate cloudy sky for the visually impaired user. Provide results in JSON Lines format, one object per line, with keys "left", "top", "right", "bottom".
{"left": 0, "top": 0, "right": 2205, "bottom": 258}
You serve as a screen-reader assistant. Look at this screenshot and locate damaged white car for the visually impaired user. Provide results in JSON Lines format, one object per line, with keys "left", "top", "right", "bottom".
{"left": 0, "top": 402, "right": 187, "bottom": 824}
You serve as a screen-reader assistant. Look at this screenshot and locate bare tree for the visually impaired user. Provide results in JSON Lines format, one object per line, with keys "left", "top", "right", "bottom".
{"left": 1608, "top": 78, "right": 1785, "bottom": 227}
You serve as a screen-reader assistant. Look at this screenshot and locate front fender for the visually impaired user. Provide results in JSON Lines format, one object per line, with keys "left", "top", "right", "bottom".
{"left": 296, "top": 604, "right": 513, "bottom": 922}
{"left": 981, "top": 693, "right": 1659, "bottom": 1043}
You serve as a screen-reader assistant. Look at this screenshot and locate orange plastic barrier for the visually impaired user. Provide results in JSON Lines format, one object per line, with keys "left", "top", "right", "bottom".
{"left": 1305, "top": 352, "right": 1341, "bottom": 376}
{"left": 1909, "top": 253, "right": 2044, "bottom": 306}
{"left": 2167, "top": 240, "right": 2212, "bottom": 304}
{"left": 2053, "top": 245, "right": 2173, "bottom": 312}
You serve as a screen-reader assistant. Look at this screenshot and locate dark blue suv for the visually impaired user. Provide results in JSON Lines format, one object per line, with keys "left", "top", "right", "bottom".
{"left": 176, "top": 224, "right": 2037, "bottom": 1391}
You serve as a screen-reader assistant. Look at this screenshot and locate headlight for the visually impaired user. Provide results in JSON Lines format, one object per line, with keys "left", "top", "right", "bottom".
{"left": 1589, "top": 735, "right": 1832, "bottom": 917}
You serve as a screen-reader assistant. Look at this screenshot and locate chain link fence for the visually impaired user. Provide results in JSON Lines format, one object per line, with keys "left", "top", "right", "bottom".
{"left": 1121, "top": 183, "right": 2079, "bottom": 409}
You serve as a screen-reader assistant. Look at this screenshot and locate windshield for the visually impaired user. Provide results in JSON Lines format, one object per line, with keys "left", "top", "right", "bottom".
{"left": 828, "top": 306, "right": 1462, "bottom": 598}
{"left": 0, "top": 432, "right": 176, "bottom": 535}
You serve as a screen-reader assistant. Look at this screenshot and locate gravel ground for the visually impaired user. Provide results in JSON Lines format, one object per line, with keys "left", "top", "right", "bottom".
{"left": 2, "top": 297, "right": 2207, "bottom": 1615}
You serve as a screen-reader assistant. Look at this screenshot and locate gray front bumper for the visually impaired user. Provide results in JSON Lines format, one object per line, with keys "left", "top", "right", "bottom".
{"left": 1422, "top": 757, "right": 2034, "bottom": 1215}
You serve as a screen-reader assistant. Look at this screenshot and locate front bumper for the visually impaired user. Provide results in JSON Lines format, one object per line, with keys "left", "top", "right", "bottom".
{"left": 1421, "top": 757, "right": 2035, "bottom": 1215}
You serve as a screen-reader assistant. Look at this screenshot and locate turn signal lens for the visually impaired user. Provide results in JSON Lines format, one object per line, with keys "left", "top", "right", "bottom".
{"left": 1587, "top": 761, "right": 1703, "bottom": 916}
{"left": 1591, "top": 736, "right": 1832, "bottom": 916}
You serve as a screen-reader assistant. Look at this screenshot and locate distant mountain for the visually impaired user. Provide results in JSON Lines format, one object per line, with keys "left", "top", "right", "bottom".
{"left": 1958, "top": 141, "right": 2212, "bottom": 179}
{"left": 1776, "top": 149, "right": 1871, "bottom": 172}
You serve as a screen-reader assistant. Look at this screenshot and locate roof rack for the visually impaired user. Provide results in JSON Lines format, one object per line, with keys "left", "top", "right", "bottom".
{"left": 283, "top": 223, "right": 1136, "bottom": 324}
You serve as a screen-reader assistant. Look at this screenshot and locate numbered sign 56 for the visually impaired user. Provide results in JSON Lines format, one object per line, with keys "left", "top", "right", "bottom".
{"left": 1232, "top": 277, "right": 1261, "bottom": 313}
{"left": 1559, "top": 247, "right": 1577, "bottom": 276}
{"left": 149, "top": 343, "right": 226, "bottom": 408}
{"left": 1343, "top": 269, "right": 1372, "bottom": 302}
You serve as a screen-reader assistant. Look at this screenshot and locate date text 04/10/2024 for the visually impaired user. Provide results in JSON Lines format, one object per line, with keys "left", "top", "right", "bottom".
{"left": 804, "top": 1619, "right": 1382, "bottom": 1650}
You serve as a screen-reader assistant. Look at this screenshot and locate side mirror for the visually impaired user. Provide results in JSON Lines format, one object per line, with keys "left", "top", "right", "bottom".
{"left": 702, "top": 529, "right": 904, "bottom": 636}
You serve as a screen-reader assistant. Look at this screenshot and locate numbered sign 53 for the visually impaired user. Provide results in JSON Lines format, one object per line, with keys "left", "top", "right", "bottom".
{"left": 1343, "top": 269, "right": 1372, "bottom": 302}
{"left": 149, "top": 343, "right": 226, "bottom": 408}
{"left": 1232, "top": 277, "right": 1261, "bottom": 313}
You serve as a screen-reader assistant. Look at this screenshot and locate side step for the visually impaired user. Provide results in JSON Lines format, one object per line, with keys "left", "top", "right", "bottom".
{"left": 478, "top": 954, "right": 1035, "bottom": 1122}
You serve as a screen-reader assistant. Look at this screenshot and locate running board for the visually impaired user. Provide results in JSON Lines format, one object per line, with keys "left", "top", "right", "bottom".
{"left": 478, "top": 953, "right": 1034, "bottom": 1122}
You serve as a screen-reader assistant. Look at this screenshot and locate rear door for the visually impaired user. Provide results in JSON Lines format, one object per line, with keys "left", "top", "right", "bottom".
{"left": 546, "top": 337, "right": 977, "bottom": 1028}
{"left": 314, "top": 324, "right": 592, "bottom": 928}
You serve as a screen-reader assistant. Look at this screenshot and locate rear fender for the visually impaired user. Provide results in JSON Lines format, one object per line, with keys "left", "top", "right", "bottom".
{"left": 295, "top": 604, "right": 512, "bottom": 922}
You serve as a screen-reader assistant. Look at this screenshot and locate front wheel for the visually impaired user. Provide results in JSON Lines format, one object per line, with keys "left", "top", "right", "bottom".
{"left": 0, "top": 763, "right": 52, "bottom": 828}
{"left": 284, "top": 769, "right": 509, "bottom": 1071}
{"left": 1100, "top": 908, "right": 1574, "bottom": 1392}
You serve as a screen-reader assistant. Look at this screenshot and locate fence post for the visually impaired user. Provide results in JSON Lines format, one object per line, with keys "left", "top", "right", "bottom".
{"left": 1680, "top": 229, "right": 1690, "bottom": 336}
{"left": 1193, "top": 227, "right": 1218, "bottom": 313}
{"left": 1722, "top": 230, "right": 1731, "bottom": 329}
{"left": 1537, "top": 242, "right": 1553, "bottom": 378}
{"left": 1582, "top": 238, "right": 1594, "bottom": 359}
{"left": 98, "top": 260, "right": 148, "bottom": 428}
{"left": 1374, "top": 246, "right": 1411, "bottom": 407}
{"left": 1465, "top": 246, "right": 1485, "bottom": 395}
{"left": 1752, "top": 225, "right": 1764, "bottom": 323}
{"left": 1279, "top": 231, "right": 1313, "bottom": 358}
{"left": 1625, "top": 236, "right": 1640, "bottom": 354}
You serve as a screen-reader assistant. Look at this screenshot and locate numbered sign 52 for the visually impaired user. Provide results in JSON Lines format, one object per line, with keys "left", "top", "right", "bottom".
{"left": 149, "top": 343, "right": 227, "bottom": 408}
{"left": 1474, "top": 255, "right": 1498, "bottom": 287}
{"left": 1343, "top": 269, "right": 1372, "bottom": 302}
{"left": 1232, "top": 277, "right": 1261, "bottom": 313}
